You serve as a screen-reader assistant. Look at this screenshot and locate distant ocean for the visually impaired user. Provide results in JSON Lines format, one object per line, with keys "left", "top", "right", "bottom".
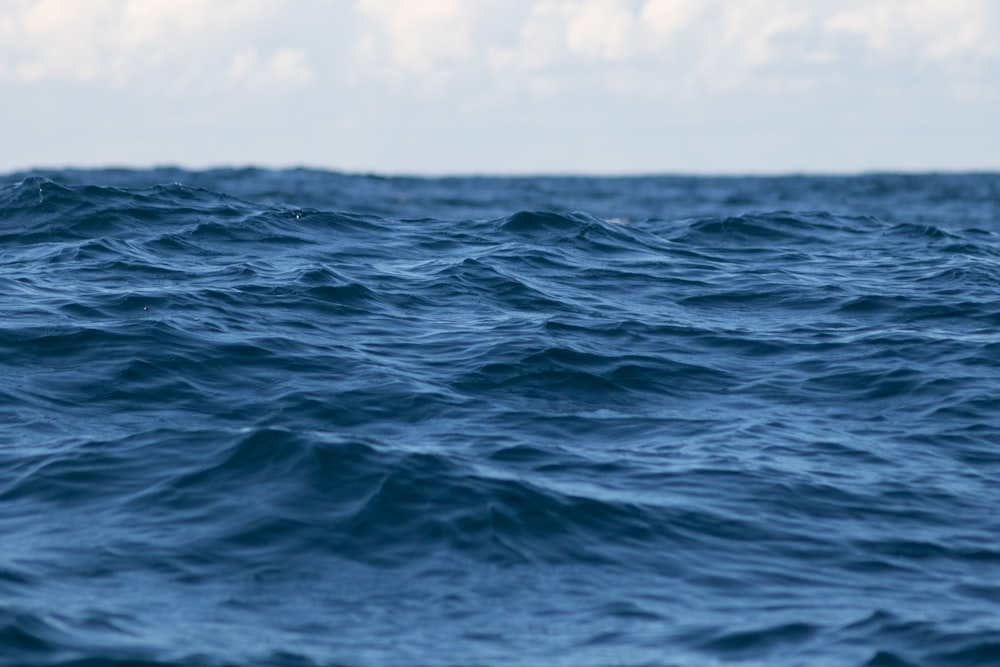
{"left": 2, "top": 168, "right": 1000, "bottom": 667}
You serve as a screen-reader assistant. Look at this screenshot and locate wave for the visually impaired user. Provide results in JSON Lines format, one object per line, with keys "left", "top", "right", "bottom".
{"left": 3, "top": 169, "right": 1000, "bottom": 665}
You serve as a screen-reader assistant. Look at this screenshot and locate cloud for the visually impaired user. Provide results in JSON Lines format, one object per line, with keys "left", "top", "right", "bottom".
{"left": 565, "top": 0, "right": 640, "bottom": 62}
{"left": 229, "top": 48, "right": 314, "bottom": 90}
{"left": 694, "top": 1, "right": 812, "bottom": 89}
{"left": 480, "top": 0, "right": 815, "bottom": 99}
{"left": 352, "top": 0, "right": 998, "bottom": 95}
{"left": 0, "top": 0, "right": 282, "bottom": 85}
{"left": 826, "top": 0, "right": 996, "bottom": 62}
{"left": 640, "top": 0, "right": 702, "bottom": 40}
{"left": 2, "top": 0, "right": 997, "bottom": 101}
{"left": 355, "top": 0, "right": 482, "bottom": 79}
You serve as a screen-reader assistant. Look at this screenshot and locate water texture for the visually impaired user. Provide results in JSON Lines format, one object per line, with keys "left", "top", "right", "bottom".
{"left": 2, "top": 169, "right": 1000, "bottom": 666}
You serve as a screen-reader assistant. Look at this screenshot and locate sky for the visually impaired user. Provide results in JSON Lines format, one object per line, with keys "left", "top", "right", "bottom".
{"left": 1, "top": 0, "right": 998, "bottom": 174}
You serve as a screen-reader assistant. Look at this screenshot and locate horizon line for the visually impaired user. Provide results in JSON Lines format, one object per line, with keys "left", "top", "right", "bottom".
{"left": 4, "top": 162, "right": 1000, "bottom": 180}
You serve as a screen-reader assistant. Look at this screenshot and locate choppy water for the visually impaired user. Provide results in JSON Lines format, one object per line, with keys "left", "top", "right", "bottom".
{"left": 2, "top": 168, "right": 1000, "bottom": 666}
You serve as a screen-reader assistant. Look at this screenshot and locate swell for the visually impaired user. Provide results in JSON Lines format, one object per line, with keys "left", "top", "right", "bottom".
{"left": 3, "top": 171, "right": 1000, "bottom": 666}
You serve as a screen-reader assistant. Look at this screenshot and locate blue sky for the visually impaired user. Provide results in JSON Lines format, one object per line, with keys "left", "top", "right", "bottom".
{"left": 2, "top": 0, "right": 998, "bottom": 174}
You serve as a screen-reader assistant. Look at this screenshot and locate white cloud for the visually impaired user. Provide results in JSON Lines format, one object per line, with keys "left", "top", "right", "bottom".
{"left": 229, "top": 48, "right": 314, "bottom": 90}
{"left": 565, "top": 0, "right": 639, "bottom": 62}
{"left": 488, "top": 2, "right": 565, "bottom": 73}
{"left": 0, "top": 0, "right": 282, "bottom": 84}
{"left": 471, "top": 1, "right": 810, "bottom": 80}
{"left": 5, "top": 0, "right": 995, "bottom": 94}
{"left": 826, "top": 0, "right": 996, "bottom": 63}
{"left": 481, "top": 0, "right": 816, "bottom": 98}
{"left": 355, "top": 0, "right": 480, "bottom": 78}
{"left": 695, "top": 1, "right": 811, "bottom": 89}
{"left": 640, "top": 0, "right": 701, "bottom": 40}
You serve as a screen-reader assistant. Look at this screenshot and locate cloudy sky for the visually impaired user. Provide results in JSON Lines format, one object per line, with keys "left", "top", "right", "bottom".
{"left": 2, "top": 0, "right": 998, "bottom": 174}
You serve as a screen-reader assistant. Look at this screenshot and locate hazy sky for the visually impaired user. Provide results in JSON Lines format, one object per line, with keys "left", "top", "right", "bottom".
{"left": 2, "top": 0, "right": 998, "bottom": 174}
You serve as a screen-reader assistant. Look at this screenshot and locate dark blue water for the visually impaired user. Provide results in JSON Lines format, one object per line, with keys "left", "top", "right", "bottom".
{"left": 2, "top": 168, "right": 1000, "bottom": 666}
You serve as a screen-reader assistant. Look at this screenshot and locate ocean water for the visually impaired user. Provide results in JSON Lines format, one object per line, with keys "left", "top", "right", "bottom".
{"left": 2, "top": 168, "right": 1000, "bottom": 667}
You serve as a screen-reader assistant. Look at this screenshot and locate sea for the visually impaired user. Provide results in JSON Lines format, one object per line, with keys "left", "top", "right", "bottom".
{"left": 1, "top": 168, "right": 1000, "bottom": 667}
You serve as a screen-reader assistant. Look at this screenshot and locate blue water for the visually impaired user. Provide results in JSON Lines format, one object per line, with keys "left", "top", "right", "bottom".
{"left": 2, "top": 168, "right": 1000, "bottom": 666}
